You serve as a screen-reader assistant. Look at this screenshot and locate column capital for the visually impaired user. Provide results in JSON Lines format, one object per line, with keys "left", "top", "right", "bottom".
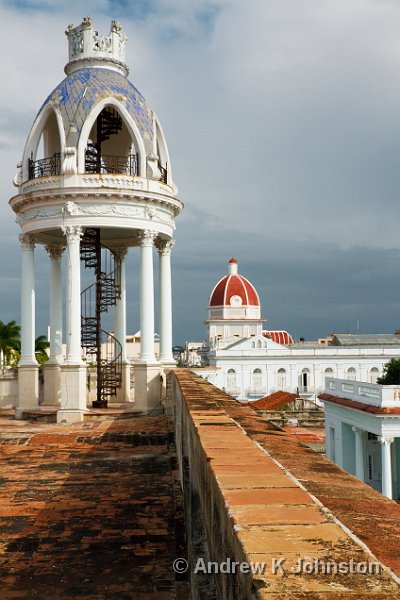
{"left": 155, "top": 237, "right": 175, "bottom": 255}
{"left": 378, "top": 436, "right": 394, "bottom": 446}
{"left": 352, "top": 426, "right": 364, "bottom": 435}
{"left": 138, "top": 229, "right": 157, "bottom": 247}
{"left": 19, "top": 233, "right": 35, "bottom": 250}
{"left": 113, "top": 247, "right": 128, "bottom": 260}
{"left": 62, "top": 225, "right": 83, "bottom": 242}
{"left": 45, "top": 245, "right": 66, "bottom": 260}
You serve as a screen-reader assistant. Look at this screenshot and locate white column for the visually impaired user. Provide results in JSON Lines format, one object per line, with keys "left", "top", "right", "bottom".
{"left": 139, "top": 230, "right": 156, "bottom": 361}
{"left": 379, "top": 436, "right": 393, "bottom": 499}
{"left": 352, "top": 426, "right": 365, "bottom": 481}
{"left": 113, "top": 247, "right": 131, "bottom": 404}
{"left": 19, "top": 234, "right": 37, "bottom": 365}
{"left": 45, "top": 245, "right": 65, "bottom": 364}
{"left": 157, "top": 238, "right": 175, "bottom": 363}
{"left": 114, "top": 248, "right": 128, "bottom": 361}
{"left": 62, "top": 225, "right": 83, "bottom": 364}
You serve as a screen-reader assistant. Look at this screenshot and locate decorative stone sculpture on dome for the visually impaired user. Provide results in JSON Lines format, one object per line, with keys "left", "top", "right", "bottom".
{"left": 65, "top": 17, "right": 128, "bottom": 76}
{"left": 9, "top": 17, "right": 183, "bottom": 423}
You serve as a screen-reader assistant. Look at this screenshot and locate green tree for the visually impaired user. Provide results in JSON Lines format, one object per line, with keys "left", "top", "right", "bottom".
{"left": 377, "top": 358, "right": 400, "bottom": 385}
{"left": 0, "top": 320, "right": 20, "bottom": 367}
{"left": 35, "top": 335, "right": 50, "bottom": 365}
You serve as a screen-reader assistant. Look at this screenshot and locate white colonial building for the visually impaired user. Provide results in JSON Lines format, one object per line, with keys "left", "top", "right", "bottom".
{"left": 321, "top": 378, "right": 400, "bottom": 500}
{"left": 198, "top": 259, "right": 400, "bottom": 403}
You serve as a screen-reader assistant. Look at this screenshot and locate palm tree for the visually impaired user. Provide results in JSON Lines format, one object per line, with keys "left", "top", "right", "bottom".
{"left": 35, "top": 335, "right": 50, "bottom": 365}
{"left": 0, "top": 320, "right": 21, "bottom": 367}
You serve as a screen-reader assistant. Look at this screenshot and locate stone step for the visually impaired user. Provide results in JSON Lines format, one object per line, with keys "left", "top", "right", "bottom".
{"left": 21, "top": 410, "right": 58, "bottom": 423}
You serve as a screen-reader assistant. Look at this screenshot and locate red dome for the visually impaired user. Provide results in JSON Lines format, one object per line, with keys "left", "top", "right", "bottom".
{"left": 209, "top": 259, "right": 260, "bottom": 307}
{"left": 263, "top": 330, "right": 294, "bottom": 345}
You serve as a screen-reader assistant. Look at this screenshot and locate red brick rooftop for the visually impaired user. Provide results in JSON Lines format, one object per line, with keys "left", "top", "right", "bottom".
{"left": 1, "top": 372, "right": 400, "bottom": 598}
{"left": 0, "top": 412, "right": 189, "bottom": 599}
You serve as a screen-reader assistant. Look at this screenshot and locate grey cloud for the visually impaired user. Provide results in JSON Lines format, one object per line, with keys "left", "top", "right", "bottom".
{"left": 1, "top": 1, "right": 400, "bottom": 345}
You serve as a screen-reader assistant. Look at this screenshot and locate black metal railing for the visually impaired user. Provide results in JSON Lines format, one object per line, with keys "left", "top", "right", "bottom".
{"left": 158, "top": 161, "right": 168, "bottom": 184}
{"left": 85, "top": 150, "right": 138, "bottom": 176}
{"left": 28, "top": 152, "right": 61, "bottom": 179}
{"left": 100, "top": 330, "right": 123, "bottom": 402}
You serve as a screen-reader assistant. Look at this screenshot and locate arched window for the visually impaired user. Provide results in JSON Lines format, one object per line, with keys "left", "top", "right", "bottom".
{"left": 85, "top": 106, "right": 139, "bottom": 176}
{"left": 369, "top": 367, "right": 380, "bottom": 384}
{"left": 27, "top": 109, "right": 63, "bottom": 180}
{"left": 227, "top": 369, "right": 237, "bottom": 390}
{"left": 324, "top": 367, "right": 334, "bottom": 381}
{"left": 277, "top": 368, "right": 287, "bottom": 390}
{"left": 301, "top": 368, "right": 310, "bottom": 390}
{"left": 346, "top": 367, "right": 357, "bottom": 381}
{"left": 252, "top": 368, "right": 262, "bottom": 392}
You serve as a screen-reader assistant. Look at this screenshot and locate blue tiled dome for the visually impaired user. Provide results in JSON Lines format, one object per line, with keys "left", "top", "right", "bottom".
{"left": 40, "top": 67, "right": 154, "bottom": 144}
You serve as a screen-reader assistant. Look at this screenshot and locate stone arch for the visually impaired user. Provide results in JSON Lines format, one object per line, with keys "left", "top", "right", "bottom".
{"left": 252, "top": 368, "right": 262, "bottom": 392}
{"left": 226, "top": 368, "right": 237, "bottom": 390}
{"left": 369, "top": 366, "right": 380, "bottom": 384}
{"left": 300, "top": 367, "right": 310, "bottom": 390}
{"left": 277, "top": 367, "right": 287, "bottom": 389}
{"left": 346, "top": 367, "right": 357, "bottom": 381}
{"left": 77, "top": 97, "right": 146, "bottom": 175}
{"left": 22, "top": 104, "right": 65, "bottom": 182}
{"left": 154, "top": 114, "right": 172, "bottom": 184}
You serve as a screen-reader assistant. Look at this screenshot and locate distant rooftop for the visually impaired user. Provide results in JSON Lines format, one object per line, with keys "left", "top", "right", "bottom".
{"left": 330, "top": 333, "right": 400, "bottom": 346}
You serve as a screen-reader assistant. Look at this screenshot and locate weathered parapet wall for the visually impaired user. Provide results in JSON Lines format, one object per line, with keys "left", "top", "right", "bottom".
{"left": 169, "top": 369, "right": 256, "bottom": 599}
{"left": 169, "top": 369, "right": 400, "bottom": 599}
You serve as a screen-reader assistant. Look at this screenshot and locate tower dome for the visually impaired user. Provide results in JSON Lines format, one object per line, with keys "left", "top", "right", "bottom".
{"left": 10, "top": 17, "right": 182, "bottom": 422}
{"left": 209, "top": 258, "right": 260, "bottom": 312}
{"left": 206, "top": 259, "right": 264, "bottom": 346}
{"left": 11, "top": 16, "right": 181, "bottom": 240}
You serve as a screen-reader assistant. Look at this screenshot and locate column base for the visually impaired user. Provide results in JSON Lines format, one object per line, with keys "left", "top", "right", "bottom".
{"left": 56, "top": 409, "right": 85, "bottom": 424}
{"left": 43, "top": 363, "right": 62, "bottom": 406}
{"left": 160, "top": 359, "right": 176, "bottom": 369}
{"left": 134, "top": 361, "right": 162, "bottom": 413}
{"left": 112, "top": 362, "right": 132, "bottom": 404}
{"left": 16, "top": 364, "right": 39, "bottom": 419}
{"left": 58, "top": 364, "right": 87, "bottom": 422}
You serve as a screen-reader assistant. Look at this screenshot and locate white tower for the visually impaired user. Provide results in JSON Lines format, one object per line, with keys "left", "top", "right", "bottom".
{"left": 10, "top": 17, "right": 183, "bottom": 422}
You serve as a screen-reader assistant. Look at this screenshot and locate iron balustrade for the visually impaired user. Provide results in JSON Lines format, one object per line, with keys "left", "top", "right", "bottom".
{"left": 28, "top": 152, "right": 61, "bottom": 179}
{"left": 85, "top": 151, "right": 139, "bottom": 176}
{"left": 158, "top": 161, "right": 168, "bottom": 184}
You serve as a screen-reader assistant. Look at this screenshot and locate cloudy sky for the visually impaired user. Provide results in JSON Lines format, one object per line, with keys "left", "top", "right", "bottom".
{"left": 1, "top": 0, "right": 400, "bottom": 344}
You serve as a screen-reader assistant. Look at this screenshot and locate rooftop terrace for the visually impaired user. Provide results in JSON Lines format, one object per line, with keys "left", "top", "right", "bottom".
{"left": 0, "top": 371, "right": 400, "bottom": 598}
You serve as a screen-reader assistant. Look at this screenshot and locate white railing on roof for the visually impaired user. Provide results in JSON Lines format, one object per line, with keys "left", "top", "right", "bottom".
{"left": 325, "top": 377, "right": 400, "bottom": 408}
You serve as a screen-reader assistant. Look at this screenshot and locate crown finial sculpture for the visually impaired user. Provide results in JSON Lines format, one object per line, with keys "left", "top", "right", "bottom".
{"left": 65, "top": 16, "right": 128, "bottom": 76}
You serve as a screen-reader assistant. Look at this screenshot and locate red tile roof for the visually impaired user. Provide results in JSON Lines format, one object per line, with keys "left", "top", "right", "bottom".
{"left": 250, "top": 390, "right": 298, "bottom": 410}
{"left": 319, "top": 393, "right": 400, "bottom": 414}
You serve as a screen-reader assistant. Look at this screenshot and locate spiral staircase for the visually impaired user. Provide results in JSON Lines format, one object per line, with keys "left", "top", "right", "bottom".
{"left": 80, "top": 228, "right": 123, "bottom": 408}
